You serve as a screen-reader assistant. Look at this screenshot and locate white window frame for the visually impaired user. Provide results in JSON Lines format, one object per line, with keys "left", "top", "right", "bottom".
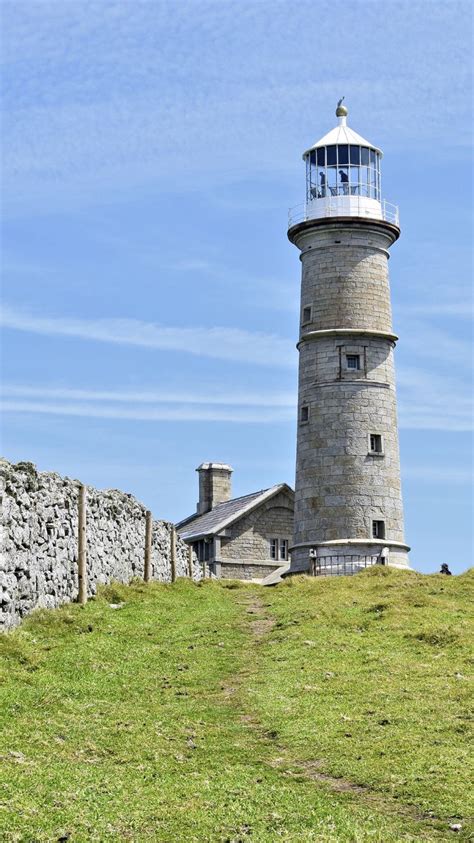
{"left": 368, "top": 433, "right": 384, "bottom": 456}
{"left": 372, "top": 520, "right": 385, "bottom": 540}
{"left": 270, "top": 538, "right": 289, "bottom": 561}
{"left": 346, "top": 354, "right": 361, "bottom": 371}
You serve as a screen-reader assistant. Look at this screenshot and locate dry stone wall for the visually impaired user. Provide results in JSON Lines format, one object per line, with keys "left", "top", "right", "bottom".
{"left": 0, "top": 459, "right": 200, "bottom": 630}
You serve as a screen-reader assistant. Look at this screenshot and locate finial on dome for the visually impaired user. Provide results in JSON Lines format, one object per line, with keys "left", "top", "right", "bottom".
{"left": 336, "top": 96, "right": 348, "bottom": 117}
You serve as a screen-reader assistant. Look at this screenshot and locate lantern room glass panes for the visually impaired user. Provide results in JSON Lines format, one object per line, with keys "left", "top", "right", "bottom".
{"left": 306, "top": 144, "right": 381, "bottom": 202}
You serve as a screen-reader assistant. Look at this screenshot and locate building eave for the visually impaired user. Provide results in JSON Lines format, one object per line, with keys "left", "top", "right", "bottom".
{"left": 177, "top": 483, "right": 294, "bottom": 542}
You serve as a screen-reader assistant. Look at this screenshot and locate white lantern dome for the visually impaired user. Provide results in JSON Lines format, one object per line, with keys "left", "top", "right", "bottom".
{"left": 289, "top": 100, "right": 399, "bottom": 229}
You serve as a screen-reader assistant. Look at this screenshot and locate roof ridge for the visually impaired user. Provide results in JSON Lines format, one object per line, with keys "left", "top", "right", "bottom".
{"left": 213, "top": 487, "right": 270, "bottom": 507}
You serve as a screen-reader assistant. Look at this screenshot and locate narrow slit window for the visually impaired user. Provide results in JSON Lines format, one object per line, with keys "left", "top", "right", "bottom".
{"left": 346, "top": 354, "right": 360, "bottom": 370}
{"left": 372, "top": 520, "right": 385, "bottom": 540}
{"left": 369, "top": 434, "right": 383, "bottom": 454}
{"left": 270, "top": 538, "right": 278, "bottom": 560}
{"left": 280, "top": 539, "right": 288, "bottom": 561}
{"left": 302, "top": 306, "right": 312, "bottom": 324}
{"left": 300, "top": 405, "right": 309, "bottom": 423}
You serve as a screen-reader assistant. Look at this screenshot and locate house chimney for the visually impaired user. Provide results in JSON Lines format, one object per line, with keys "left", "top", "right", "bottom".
{"left": 196, "top": 463, "right": 233, "bottom": 514}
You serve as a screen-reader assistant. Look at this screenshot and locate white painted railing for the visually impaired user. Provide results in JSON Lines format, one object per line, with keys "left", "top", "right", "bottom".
{"left": 288, "top": 197, "right": 399, "bottom": 228}
{"left": 310, "top": 554, "right": 382, "bottom": 577}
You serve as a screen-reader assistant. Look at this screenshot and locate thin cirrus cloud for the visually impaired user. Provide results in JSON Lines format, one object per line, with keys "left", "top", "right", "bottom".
{"left": 0, "top": 400, "right": 294, "bottom": 425}
{"left": 1, "top": 384, "right": 296, "bottom": 408}
{"left": 0, "top": 306, "right": 294, "bottom": 368}
{"left": 1, "top": 369, "right": 471, "bottom": 431}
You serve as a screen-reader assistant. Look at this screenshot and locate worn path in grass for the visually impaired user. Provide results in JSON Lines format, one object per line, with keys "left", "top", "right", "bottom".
{"left": 0, "top": 571, "right": 472, "bottom": 841}
{"left": 221, "top": 587, "right": 469, "bottom": 841}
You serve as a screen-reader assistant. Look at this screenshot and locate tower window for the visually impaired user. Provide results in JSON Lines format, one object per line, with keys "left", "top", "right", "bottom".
{"left": 346, "top": 354, "right": 360, "bottom": 370}
{"left": 369, "top": 434, "right": 384, "bottom": 454}
{"left": 372, "top": 520, "right": 385, "bottom": 540}
{"left": 302, "top": 306, "right": 312, "bottom": 324}
{"left": 300, "top": 405, "right": 309, "bottom": 423}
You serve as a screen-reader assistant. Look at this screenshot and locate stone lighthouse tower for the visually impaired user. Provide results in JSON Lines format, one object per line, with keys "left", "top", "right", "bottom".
{"left": 288, "top": 101, "right": 410, "bottom": 575}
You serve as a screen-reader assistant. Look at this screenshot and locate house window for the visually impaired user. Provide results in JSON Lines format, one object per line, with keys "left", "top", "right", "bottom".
{"left": 369, "top": 434, "right": 383, "bottom": 454}
{"left": 300, "top": 405, "right": 309, "bottom": 423}
{"left": 372, "top": 520, "right": 385, "bottom": 540}
{"left": 194, "top": 539, "right": 211, "bottom": 562}
{"left": 270, "top": 538, "right": 289, "bottom": 561}
{"left": 302, "top": 306, "right": 312, "bottom": 324}
{"left": 346, "top": 354, "right": 360, "bottom": 370}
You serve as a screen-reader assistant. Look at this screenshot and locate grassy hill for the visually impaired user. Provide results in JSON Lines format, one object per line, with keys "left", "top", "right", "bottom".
{"left": 0, "top": 568, "right": 472, "bottom": 842}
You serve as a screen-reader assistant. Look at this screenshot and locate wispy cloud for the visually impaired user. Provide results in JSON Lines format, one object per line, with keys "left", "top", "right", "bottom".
{"left": 2, "top": 1, "right": 471, "bottom": 216}
{"left": 402, "top": 465, "right": 473, "bottom": 485}
{"left": 397, "top": 366, "right": 473, "bottom": 432}
{"left": 0, "top": 399, "right": 294, "bottom": 425}
{"left": 1, "top": 306, "right": 294, "bottom": 367}
{"left": 2, "top": 369, "right": 471, "bottom": 432}
{"left": 399, "top": 320, "right": 472, "bottom": 367}
{"left": 1, "top": 384, "right": 296, "bottom": 408}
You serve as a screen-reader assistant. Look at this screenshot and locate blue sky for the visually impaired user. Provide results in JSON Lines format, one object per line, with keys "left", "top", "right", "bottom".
{"left": 1, "top": 0, "right": 472, "bottom": 573}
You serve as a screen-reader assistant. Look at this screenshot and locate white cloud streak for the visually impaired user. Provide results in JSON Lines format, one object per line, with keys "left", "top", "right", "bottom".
{"left": 2, "top": 372, "right": 472, "bottom": 431}
{"left": 402, "top": 465, "right": 473, "bottom": 485}
{"left": 0, "top": 400, "right": 294, "bottom": 425}
{"left": 397, "top": 366, "right": 473, "bottom": 432}
{"left": 1, "top": 384, "right": 296, "bottom": 408}
{"left": 1, "top": 306, "right": 294, "bottom": 368}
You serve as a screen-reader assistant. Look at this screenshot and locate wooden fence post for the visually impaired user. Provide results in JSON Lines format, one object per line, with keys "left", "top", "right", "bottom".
{"left": 144, "top": 510, "right": 152, "bottom": 582}
{"left": 77, "top": 484, "right": 87, "bottom": 604}
{"left": 170, "top": 525, "right": 177, "bottom": 583}
{"left": 187, "top": 545, "right": 193, "bottom": 579}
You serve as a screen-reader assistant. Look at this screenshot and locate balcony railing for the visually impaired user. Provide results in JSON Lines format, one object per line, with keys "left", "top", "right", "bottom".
{"left": 288, "top": 197, "right": 399, "bottom": 228}
{"left": 310, "top": 554, "right": 383, "bottom": 577}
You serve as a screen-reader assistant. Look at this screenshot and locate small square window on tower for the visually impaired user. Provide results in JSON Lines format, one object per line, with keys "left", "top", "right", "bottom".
{"left": 369, "top": 434, "right": 384, "bottom": 455}
{"left": 372, "top": 520, "right": 385, "bottom": 540}
{"left": 346, "top": 354, "right": 360, "bottom": 370}
{"left": 300, "top": 405, "right": 309, "bottom": 423}
{"left": 302, "top": 306, "right": 312, "bottom": 324}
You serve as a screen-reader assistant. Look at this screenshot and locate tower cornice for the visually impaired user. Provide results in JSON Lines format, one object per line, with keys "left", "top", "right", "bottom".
{"left": 288, "top": 216, "right": 400, "bottom": 246}
{"left": 297, "top": 328, "right": 399, "bottom": 348}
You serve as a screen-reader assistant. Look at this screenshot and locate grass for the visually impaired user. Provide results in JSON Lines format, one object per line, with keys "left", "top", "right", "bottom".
{"left": 0, "top": 570, "right": 472, "bottom": 841}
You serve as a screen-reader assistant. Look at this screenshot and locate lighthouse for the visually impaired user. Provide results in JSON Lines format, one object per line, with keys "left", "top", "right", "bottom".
{"left": 288, "top": 101, "right": 410, "bottom": 575}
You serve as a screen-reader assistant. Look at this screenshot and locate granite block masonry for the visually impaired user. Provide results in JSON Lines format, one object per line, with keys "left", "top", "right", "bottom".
{"left": 288, "top": 103, "right": 410, "bottom": 574}
{"left": 0, "top": 459, "right": 200, "bottom": 630}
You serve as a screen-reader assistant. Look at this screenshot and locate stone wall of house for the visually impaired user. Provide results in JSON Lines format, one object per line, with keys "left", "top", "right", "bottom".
{"left": 0, "top": 459, "right": 199, "bottom": 631}
{"left": 219, "top": 490, "right": 294, "bottom": 574}
{"left": 219, "top": 561, "right": 282, "bottom": 581}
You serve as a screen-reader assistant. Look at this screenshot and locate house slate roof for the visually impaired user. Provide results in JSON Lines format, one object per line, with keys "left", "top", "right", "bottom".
{"left": 176, "top": 483, "right": 293, "bottom": 542}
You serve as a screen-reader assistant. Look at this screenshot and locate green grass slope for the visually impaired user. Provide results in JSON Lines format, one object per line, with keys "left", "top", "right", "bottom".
{"left": 0, "top": 569, "right": 472, "bottom": 842}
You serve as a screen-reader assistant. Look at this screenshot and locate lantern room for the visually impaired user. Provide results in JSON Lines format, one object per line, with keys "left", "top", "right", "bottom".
{"left": 289, "top": 100, "right": 398, "bottom": 227}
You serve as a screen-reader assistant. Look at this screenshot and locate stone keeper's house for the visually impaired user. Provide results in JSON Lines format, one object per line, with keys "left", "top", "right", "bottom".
{"left": 176, "top": 463, "right": 294, "bottom": 581}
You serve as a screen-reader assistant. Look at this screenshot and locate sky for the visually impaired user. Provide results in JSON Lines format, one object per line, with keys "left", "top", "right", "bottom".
{"left": 1, "top": 0, "right": 472, "bottom": 574}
